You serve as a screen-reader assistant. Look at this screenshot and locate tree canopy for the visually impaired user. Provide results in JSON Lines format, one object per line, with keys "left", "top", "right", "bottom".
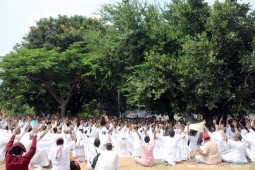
{"left": 1, "top": 0, "right": 255, "bottom": 120}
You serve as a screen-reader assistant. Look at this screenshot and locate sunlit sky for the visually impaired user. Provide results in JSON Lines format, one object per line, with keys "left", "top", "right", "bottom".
{"left": 0, "top": 0, "right": 254, "bottom": 56}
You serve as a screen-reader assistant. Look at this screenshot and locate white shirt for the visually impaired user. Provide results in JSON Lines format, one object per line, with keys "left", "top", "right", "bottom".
{"left": 49, "top": 141, "right": 75, "bottom": 170}
{"left": 227, "top": 140, "right": 247, "bottom": 163}
{"left": 95, "top": 150, "right": 120, "bottom": 170}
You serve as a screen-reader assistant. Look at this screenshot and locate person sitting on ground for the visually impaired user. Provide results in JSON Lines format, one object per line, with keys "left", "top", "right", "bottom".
{"left": 221, "top": 120, "right": 248, "bottom": 163}
{"left": 162, "top": 127, "right": 187, "bottom": 166}
{"left": 49, "top": 131, "right": 77, "bottom": 170}
{"left": 134, "top": 126, "right": 156, "bottom": 167}
{"left": 5, "top": 126, "right": 38, "bottom": 170}
{"left": 195, "top": 131, "right": 221, "bottom": 165}
{"left": 95, "top": 143, "right": 120, "bottom": 170}
{"left": 87, "top": 138, "right": 101, "bottom": 170}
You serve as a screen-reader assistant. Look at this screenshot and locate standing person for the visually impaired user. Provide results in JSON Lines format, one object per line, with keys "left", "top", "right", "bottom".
{"left": 5, "top": 126, "right": 38, "bottom": 170}
{"left": 49, "top": 131, "right": 77, "bottom": 170}
{"left": 95, "top": 143, "right": 120, "bottom": 170}
{"left": 134, "top": 127, "right": 156, "bottom": 167}
{"left": 195, "top": 132, "right": 221, "bottom": 164}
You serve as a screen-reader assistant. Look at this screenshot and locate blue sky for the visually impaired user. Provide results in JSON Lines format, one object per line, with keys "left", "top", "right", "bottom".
{"left": 0, "top": 0, "right": 254, "bottom": 56}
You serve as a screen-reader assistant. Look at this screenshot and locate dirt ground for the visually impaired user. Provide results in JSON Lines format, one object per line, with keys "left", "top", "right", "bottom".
{"left": 1, "top": 152, "right": 255, "bottom": 170}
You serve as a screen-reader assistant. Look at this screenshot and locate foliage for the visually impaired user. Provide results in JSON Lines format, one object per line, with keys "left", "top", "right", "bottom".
{"left": 1, "top": 0, "right": 255, "bottom": 119}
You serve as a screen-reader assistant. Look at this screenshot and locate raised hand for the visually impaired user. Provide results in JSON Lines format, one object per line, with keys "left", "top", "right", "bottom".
{"left": 13, "top": 126, "right": 21, "bottom": 135}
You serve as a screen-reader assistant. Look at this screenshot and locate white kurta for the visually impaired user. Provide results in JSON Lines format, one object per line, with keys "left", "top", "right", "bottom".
{"left": 49, "top": 141, "right": 75, "bottom": 170}
{"left": 221, "top": 140, "right": 248, "bottom": 163}
{"left": 0, "top": 130, "right": 11, "bottom": 161}
{"left": 87, "top": 146, "right": 101, "bottom": 170}
{"left": 242, "top": 132, "right": 255, "bottom": 161}
{"left": 95, "top": 150, "right": 120, "bottom": 170}
{"left": 161, "top": 135, "right": 184, "bottom": 165}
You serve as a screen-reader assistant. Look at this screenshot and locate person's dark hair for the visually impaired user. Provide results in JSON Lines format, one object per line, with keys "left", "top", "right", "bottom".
{"left": 11, "top": 147, "right": 23, "bottom": 156}
{"left": 94, "top": 138, "right": 100, "bottom": 147}
{"left": 106, "top": 143, "right": 112, "bottom": 150}
{"left": 189, "top": 129, "right": 197, "bottom": 136}
{"left": 28, "top": 126, "right": 33, "bottom": 132}
{"left": 56, "top": 138, "right": 64, "bottom": 146}
{"left": 204, "top": 137, "right": 210, "bottom": 141}
{"left": 144, "top": 136, "right": 150, "bottom": 143}
{"left": 169, "top": 130, "right": 175, "bottom": 137}
{"left": 236, "top": 133, "right": 242, "bottom": 141}
{"left": 53, "top": 127, "right": 58, "bottom": 134}
{"left": 100, "top": 116, "right": 106, "bottom": 126}
{"left": 42, "top": 125, "right": 47, "bottom": 131}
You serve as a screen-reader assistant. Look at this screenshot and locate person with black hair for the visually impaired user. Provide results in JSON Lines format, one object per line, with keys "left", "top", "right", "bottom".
{"left": 99, "top": 116, "right": 110, "bottom": 148}
{"left": 133, "top": 127, "right": 156, "bottom": 167}
{"left": 94, "top": 143, "right": 120, "bottom": 170}
{"left": 49, "top": 131, "right": 77, "bottom": 170}
{"left": 161, "top": 130, "right": 185, "bottom": 166}
{"left": 87, "top": 138, "right": 101, "bottom": 170}
{"left": 5, "top": 126, "right": 38, "bottom": 170}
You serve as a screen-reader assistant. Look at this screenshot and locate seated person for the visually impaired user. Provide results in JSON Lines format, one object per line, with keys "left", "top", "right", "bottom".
{"left": 222, "top": 132, "right": 248, "bottom": 163}
{"left": 195, "top": 132, "right": 221, "bottom": 165}
{"left": 134, "top": 127, "right": 156, "bottom": 167}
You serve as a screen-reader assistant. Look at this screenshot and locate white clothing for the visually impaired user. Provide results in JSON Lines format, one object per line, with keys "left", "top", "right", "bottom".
{"left": 209, "top": 131, "right": 226, "bottom": 152}
{"left": 131, "top": 131, "right": 142, "bottom": 157}
{"left": 189, "top": 133, "right": 199, "bottom": 151}
{"left": 117, "top": 134, "right": 131, "bottom": 157}
{"left": 95, "top": 150, "right": 120, "bottom": 170}
{"left": 49, "top": 141, "right": 75, "bottom": 170}
{"left": 30, "top": 147, "right": 50, "bottom": 168}
{"left": 242, "top": 133, "right": 255, "bottom": 161}
{"left": 0, "top": 130, "right": 11, "bottom": 161}
{"left": 87, "top": 146, "right": 101, "bottom": 170}
{"left": 195, "top": 155, "right": 206, "bottom": 163}
{"left": 221, "top": 140, "right": 247, "bottom": 163}
{"left": 161, "top": 135, "right": 184, "bottom": 165}
{"left": 99, "top": 127, "right": 109, "bottom": 147}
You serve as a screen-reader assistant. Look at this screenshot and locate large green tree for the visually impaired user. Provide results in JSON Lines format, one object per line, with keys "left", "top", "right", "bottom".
{"left": 0, "top": 16, "right": 105, "bottom": 117}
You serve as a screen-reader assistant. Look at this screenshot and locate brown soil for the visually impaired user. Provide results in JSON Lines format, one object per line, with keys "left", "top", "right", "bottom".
{"left": 1, "top": 152, "right": 254, "bottom": 170}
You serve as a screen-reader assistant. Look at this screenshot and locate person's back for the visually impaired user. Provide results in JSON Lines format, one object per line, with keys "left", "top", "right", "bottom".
{"left": 5, "top": 127, "right": 37, "bottom": 170}
{"left": 195, "top": 132, "right": 221, "bottom": 165}
{"left": 49, "top": 132, "right": 77, "bottom": 170}
{"left": 140, "top": 137, "right": 155, "bottom": 165}
{"left": 222, "top": 133, "right": 247, "bottom": 163}
{"left": 227, "top": 140, "right": 247, "bottom": 163}
{"left": 95, "top": 143, "right": 119, "bottom": 170}
{"left": 202, "top": 140, "right": 221, "bottom": 164}
{"left": 49, "top": 141, "right": 74, "bottom": 170}
{"left": 87, "top": 138, "right": 101, "bottom": 170}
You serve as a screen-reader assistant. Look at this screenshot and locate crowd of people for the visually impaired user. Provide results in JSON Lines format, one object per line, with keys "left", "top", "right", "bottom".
{"left": 0, "top": 112, "right": 255, "bottom": 170}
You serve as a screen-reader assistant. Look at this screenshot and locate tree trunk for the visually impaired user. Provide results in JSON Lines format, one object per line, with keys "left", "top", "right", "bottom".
{"left": 60, "top": 104, "right": 66, "bottom": 118}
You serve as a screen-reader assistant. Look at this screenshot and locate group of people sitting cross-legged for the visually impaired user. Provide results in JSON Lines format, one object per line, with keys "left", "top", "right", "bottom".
{"left": 0, "top": 113, "right": 255, "bottom": 170}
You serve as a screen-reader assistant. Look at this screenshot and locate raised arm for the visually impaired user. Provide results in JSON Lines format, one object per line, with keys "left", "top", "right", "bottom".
{"left": 39, "top": 124, "right": 52, "bottom": 140}
{"left": 135, "top": 126, "right": 141, "bottom": 140}
{"left": 6, "top": 127, "right": 20, "bottom": 153}
{"left": 24, "top": 125, "right": 38, "bottom": 160}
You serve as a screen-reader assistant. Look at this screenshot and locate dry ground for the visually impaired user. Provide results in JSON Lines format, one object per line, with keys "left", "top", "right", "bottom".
{"left": 1, "top": 152, "right": 255, "bottom": 170}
